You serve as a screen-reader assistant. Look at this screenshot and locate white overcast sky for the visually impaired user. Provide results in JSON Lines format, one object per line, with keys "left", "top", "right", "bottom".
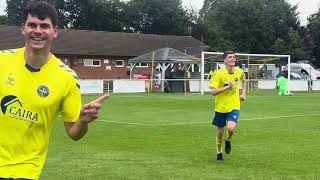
{"left": 0, "top": 0, "right": 319, "bottom": 25}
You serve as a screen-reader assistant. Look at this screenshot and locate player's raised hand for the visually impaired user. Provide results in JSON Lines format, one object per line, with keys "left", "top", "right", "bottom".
{"left": 79, "top": 94, "right": 109, "bottom": 123}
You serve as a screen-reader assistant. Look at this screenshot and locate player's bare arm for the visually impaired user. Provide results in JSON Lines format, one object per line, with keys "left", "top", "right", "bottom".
{"left": 240, "top": 79, "right": 247, "bottom": 101}
{"left": 64, "top": 94, "right": 109, "bottom": 141}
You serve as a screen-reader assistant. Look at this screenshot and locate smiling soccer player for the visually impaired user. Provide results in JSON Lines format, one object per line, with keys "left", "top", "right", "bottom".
{"left": 0, "top": 1, "right": 108, "bottom": 179}
{"left": 210, "top": 51, "right": 247, "bottom": 160}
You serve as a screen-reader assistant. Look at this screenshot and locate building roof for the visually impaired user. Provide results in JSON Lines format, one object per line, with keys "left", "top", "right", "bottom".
{"left": 129, "top": 47, "right": 200, "bottom": 64}
{"left": 0, "top": 26, "right": 207, "bottom": 57}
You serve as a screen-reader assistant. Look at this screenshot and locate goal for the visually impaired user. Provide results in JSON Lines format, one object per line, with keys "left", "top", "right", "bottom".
{"left": 200, "top": 52, "right": 291, "bottom": 94}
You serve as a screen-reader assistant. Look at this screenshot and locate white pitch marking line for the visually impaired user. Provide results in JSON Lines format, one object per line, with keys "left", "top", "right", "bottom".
{"left": 99, "top": 120, "right": 153, "bottom": 126}
{"left": 98, "top": 113, "right": 320, "bottom": 126}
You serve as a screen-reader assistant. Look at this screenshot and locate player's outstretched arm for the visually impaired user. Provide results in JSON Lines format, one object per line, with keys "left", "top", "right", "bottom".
{"left": 64, "top": 94, "right": 109, "bottom": 141}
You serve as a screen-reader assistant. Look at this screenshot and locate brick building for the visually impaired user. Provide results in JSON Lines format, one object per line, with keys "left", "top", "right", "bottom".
{"left": 0, "top": 26, "right": 206, "bottom": 79}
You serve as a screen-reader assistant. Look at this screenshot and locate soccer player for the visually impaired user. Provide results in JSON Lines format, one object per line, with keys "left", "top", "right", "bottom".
{"left": 277, "top": 71, "right": 294, "bottom": 96}
{"left": 0, "top": 1, "right": 109, "bottom": 179}
{"left": 210, "top": 51, "right": 246, "bottom": 160}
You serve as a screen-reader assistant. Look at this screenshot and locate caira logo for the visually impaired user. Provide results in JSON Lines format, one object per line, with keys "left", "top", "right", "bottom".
{"left": 1, "top": 95, "right": 38, "bottom": 122}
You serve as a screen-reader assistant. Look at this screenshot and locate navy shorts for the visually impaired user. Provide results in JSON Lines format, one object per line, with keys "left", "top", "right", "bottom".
{"left": 212, "top": 110, "right": 240, "bottom": 127}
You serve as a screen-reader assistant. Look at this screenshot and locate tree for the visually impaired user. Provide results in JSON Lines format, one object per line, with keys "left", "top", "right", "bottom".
{"left": 187, "top": 7, "right": 208, "bottom": 43}
{"left": 0, "top": 15, "right": 9, "bottom": 25}
{"left": 6, "top": 0, "right": 68, "bottom": 27}
{"left": 6, "top": 0, "right": 29, "bottom": 25}
{"left": 61, "top": 0, "right": 96, "bottom": 29}
{"left": 65, "top": 0, "right": 128, "bottom": 31}
{"left": 5, "top": 0, "right": 129, "bottom": 31}
{"left": 200, "top": 0, "right": 303, "bottom": 54}
{"left": 50, "top": 0, "right": 69, "bottom": 28}
{"left": 125, "top": 0, "right": 190, "bottom": 35}
{"left": 307, "top": 10, "right": 320, "bottom": 67}
{"left": 271, "top": 29, "right": 311, "bottom": 62}
{"left": 285, "top": 29, "right": 311, "bottom": 61}
{"left": 271, "top": 38, "right": 286, "bottom": 54}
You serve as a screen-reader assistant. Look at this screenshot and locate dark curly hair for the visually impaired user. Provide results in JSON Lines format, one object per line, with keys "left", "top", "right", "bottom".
{"left": 23, "top": 1, "right": 58, "bottom": 26}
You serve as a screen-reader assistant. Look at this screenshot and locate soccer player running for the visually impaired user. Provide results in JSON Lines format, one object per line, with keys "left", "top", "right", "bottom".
{"left": 210, "top": 51, "right": 246, "bottom": 160}
{"left": 0, "top": 1, "right": 109, "bottom": 179}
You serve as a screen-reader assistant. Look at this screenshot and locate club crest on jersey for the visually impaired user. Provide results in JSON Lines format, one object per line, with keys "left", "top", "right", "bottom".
{"left": 1, "top": 95, "right": 38, "bottom": 122}
{"left": 37, "top": 85, "right": 50, "bottom": 98}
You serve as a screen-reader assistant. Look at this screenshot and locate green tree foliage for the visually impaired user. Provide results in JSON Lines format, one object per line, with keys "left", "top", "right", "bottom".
{"left": 271, "top": 38, "right": 286, "bottom": 54}
{"left": 65, "top": 0, "right": 127, "bottom": 31}
{"left": 6, "top": 0, "right": 67, "bottom": 27}
{"left": 286, "top": 30, "right": 310, "bottom": 61}
{"left": 200, "top": 0, "right": 307, "bottom": 58}
{"left": 0, "top": 15, "right": 9, "bottom": 25}
{"left": 307, "top": 10, "right": 320, "bottom": 66}
{"left": 271, "top": 30, "right": 311, "bottom": 61}
{"left": 6, "top": 0, "right": 29, "bottom": 25}
{"left": 285, "top": 29, "right": 311, "bottom": 61}
{"left": 188, "top": 8, "right": 208, "bottom": 43}
{"left": 50, "top": 0, "right": 68, "bottom": 28}
{"left": 5, "top": 0, "right": 128, "bottom": 31}
{"left": 125, "top": 0, "right": 190, "bottom": 35}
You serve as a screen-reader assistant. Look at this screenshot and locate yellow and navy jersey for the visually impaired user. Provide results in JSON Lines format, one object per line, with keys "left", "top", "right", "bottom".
{"left": 210, "top": 67, "right": 245, "bottom": 113}
{"left": 0, "top": 49, "right": 15, "bottom": 59}
{"left": 0, "top": 48, "right": 81, "bottom": 179}
{"left": 208, "top": 70, "right": 215, "bottom": 81}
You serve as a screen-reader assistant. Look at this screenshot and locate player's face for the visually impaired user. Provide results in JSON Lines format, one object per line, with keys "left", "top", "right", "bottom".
{"left": 224, "top": 54, "right": 236, "bottom": 67}
{"left": 21, "top": 14, "right": 58, "bottom": 51}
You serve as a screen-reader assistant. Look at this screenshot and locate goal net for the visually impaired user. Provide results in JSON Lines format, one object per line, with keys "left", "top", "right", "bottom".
{"left": 200, "top": 52, "right": 291, "bottom": 94}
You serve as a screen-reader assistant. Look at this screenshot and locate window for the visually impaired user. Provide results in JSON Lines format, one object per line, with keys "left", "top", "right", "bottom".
{"left": 83, "top": 59, "right": 101, "bottom": 67}
{"left": 115, "top": 60, "right": 124, "bottom": 67}
{"left": 92, "top": 60, "right": 100, "bottom": 66}
{"left": 136, "top": 62, "right": 148, "bottom": 67}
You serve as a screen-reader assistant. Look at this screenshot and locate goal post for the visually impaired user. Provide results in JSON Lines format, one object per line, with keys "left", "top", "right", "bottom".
{"left": 200, "top": 52, "right": 291, "bottom": 94}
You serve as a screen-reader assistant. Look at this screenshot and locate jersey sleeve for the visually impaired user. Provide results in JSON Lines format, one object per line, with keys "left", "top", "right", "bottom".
{"left": 0, "top": 49, "right": 14, "bottom": 61}
{"left": 208, "top": 70, "right": 214, "bottom": 78}
{"left": 60, "top": 75, "right": 82, "bottom": 122}
{"left": 210, "top": 71, "right": 220, "bottom": 89}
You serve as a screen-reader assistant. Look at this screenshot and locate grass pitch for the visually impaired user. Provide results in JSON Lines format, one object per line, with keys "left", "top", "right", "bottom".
{"left": 41, "top": 92, "right": 320, "bottom": 180}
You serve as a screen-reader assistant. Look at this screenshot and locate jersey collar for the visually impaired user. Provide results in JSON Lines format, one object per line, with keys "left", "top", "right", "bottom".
{"left": 25, "top": 63, "right": 41, "bottom": 72}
